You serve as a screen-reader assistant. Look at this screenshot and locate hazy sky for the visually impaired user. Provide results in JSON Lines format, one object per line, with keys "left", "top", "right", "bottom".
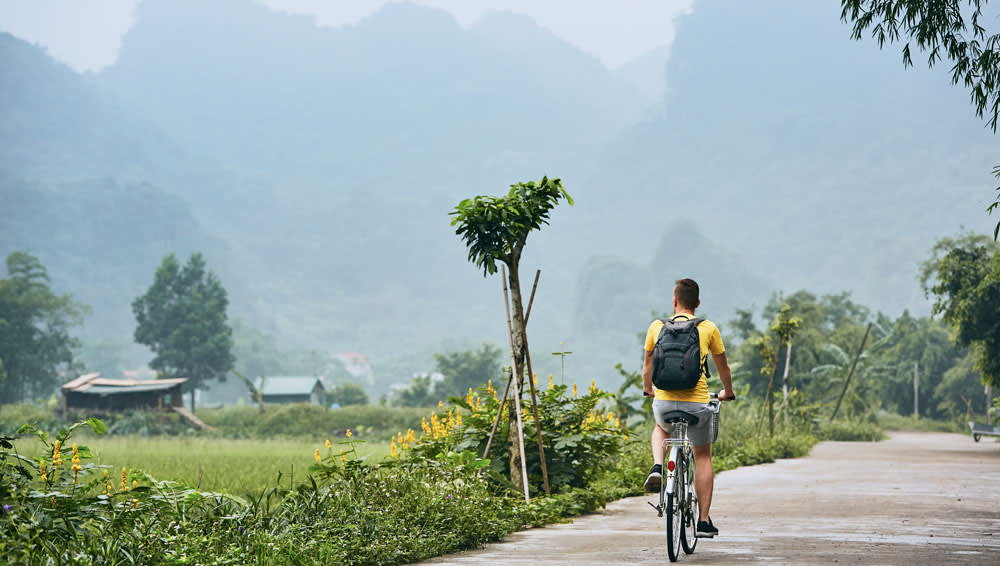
{"left": 0, "top": 0, "right": 693, "bottom": 72}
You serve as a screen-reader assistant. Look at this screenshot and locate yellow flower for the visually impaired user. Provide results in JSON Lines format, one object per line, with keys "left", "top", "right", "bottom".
{"left": 590, "top": 380, "right": 596, "bottom": 394}
{"left": 397, "top": 431, "right": 404, "bottom": 445}
{"left": 314, "top": 448, "right": 321, "bottom": 462}
{"left": 548, "top": 374, "right": 554, "bottom": 390}
{"left": 406, "top": 429, "right": 416, "bottom": 443}
{"left": 390, "top": 438, "right": 398, "bottom": 458}
{"left": 572, "top": 383, "right": 578, "bottom": 398}
{"left": 438, "top": 400, "right": 444, "bottom": 408}
{"left": 52, "top": 441, "right": 62, "bottom": 466}
{"left": 624, "top": 435, "right": 629, "bottom": 441}
{"left": 533, "top": 373, "right": 537, "bottom": 388}
{"left": 132, "top": 479, "right": 138, "bottom": 489}
{"left": 325, "top": 439, "right": 331, "bottom": 450}
{"left": 346, "top": 429, "right": 353, "bottom": 438}
{"left": 340, "top": 450, "right": 346, "bottom": 465}
{"left": 120, "top": 468, "right": 128, "bottom": 491}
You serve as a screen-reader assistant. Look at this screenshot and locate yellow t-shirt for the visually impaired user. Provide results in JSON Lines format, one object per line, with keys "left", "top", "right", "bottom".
{"left": 644, "top": 314, "right": 725, "bottom": 404}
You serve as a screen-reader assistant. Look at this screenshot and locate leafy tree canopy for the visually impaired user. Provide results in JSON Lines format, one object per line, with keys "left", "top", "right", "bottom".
{"left": 0, "top": 252, "right": 88, "bottom": 402}
{"left": 328, "top": 383, "right": 369, "bottom": 407}
{"left": 841, "top": 0, "right": 1000, "bottom": 237}
{"left": 919, "top": 232, "right": 1000, "bottom": 385}
{"left": 450, "top": 177, "right": 572, "bottom": 276}
{"left": 132, "top": 252, "right": 234, "bottom": 411}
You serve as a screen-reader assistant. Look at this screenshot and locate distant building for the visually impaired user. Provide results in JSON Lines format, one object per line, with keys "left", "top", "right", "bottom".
{"left": 335, "top": 352, "right": 375, "bottom": 385}
{"left": 253, "top": 376, "right": 325, "bottom": 405}
{"left": 61, "top": 373, "right": 186, "bottom": 412}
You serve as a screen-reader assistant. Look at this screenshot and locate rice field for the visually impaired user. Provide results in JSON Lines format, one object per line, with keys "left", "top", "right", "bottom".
{"left": 13, "top": 435, "right": 391, "bottom": 494}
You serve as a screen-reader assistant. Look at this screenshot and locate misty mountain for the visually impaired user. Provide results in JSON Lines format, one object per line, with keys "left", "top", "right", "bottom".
{"left": 100, "top": 0, "right": 645, "bottom": 189}
{"left": 570, "top": 0, "right": 996, "bottom": 317}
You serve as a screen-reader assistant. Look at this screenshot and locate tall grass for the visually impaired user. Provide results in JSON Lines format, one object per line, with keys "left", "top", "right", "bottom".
{"left": 12, "top": 436, "right": 389, "bottom": 494}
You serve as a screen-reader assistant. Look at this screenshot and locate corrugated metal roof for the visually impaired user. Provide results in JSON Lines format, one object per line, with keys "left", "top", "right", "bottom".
{"left": 62, "top": 373, "right": 188, "bottom": 393}
{"left": 81, "top": 382, "right": 182, "bottom": 395}
{"left": 255, "top": 376, "right": 324, "bottom": 396}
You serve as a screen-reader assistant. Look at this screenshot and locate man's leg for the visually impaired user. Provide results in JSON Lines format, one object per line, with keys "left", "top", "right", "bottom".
{"left": 651, "top": 424, "right": 667, "bottom": 465}
{"left": 693, "top": 443, "right": 713, "bottom": 522}
{"left": 644, "top": 424, "right": 668, "bottom": 491}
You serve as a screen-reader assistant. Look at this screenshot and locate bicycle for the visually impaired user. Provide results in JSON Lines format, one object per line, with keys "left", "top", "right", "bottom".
{"left": 647, "top": 392, "right": 733, "bottom": 562}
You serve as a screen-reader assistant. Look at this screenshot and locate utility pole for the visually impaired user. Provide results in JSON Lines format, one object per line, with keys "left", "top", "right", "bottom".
{"left": 913, "top": 361, "right": 919, "bottom": 418}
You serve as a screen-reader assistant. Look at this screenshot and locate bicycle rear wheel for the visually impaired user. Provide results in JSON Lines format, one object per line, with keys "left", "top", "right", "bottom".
{"left": 681, "top": 450, "right": 699, "bottom": 554}
{"left": 665, "top": 463, "right": 683, "bottom": 562}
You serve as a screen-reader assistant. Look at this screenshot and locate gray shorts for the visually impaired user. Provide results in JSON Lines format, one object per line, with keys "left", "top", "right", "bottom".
{"left": 653, "top": 400, "right": 715, "bottom": 446}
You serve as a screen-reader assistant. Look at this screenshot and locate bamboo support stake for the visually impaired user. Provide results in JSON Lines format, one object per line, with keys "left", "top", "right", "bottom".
{"left": 482, "top": 368, "right": 513, "bottom": 459}
{"left": 830, "top": 322, "right": 872, "bottom": 422}
{"left": 517, "top": 269, "right": 550, "bottom": 495}
{"left": 524, "top": 269, "right": 540, "bottom": 325}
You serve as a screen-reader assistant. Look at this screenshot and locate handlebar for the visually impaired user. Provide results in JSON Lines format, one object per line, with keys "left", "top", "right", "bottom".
{"left": 642, "top": 391, "right": 736, "bottom": 401}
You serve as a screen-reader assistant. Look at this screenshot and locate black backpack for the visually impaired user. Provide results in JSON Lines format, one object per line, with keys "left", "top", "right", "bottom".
{"left": 652, "top": 315, "right": 710, "bottom": 390}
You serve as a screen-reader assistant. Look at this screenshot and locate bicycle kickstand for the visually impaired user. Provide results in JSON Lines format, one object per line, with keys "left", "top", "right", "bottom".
{"left": 647, "top": 500, "right": 663, "bottom": 517}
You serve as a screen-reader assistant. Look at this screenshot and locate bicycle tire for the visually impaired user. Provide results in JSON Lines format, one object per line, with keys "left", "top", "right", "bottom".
{"left": 681, "top": 449, "right": 699, "bottom": 554}
{"left": 666, "top": 461, "right": 683, "bottom": 562}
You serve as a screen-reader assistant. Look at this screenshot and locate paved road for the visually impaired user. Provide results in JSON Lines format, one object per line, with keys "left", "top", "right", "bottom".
{"left": 420, "top": 432, "right": 1000, "bottom": 565}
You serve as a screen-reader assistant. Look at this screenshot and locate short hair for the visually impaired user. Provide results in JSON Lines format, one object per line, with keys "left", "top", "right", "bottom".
{"left": 674, "top": 278, "right": 700, "bottom": 309}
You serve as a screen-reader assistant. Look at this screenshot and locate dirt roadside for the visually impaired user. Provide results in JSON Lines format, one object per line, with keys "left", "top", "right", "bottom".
{"left": 419, "top": 432, "right": 1000, "bottom": 565}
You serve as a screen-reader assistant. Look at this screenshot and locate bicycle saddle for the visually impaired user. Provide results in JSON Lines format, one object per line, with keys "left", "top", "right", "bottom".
{"left": 661, "top": 411, "right": 699, "bottom": 425}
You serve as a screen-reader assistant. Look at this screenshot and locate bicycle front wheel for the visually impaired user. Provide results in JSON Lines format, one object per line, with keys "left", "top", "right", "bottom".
{"left": 681, "top": 451, "right": 699, "bottom": 554}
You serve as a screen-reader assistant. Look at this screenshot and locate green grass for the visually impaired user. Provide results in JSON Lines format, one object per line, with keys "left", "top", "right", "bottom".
{"left": 13, "top": 436, "right": 390, "bottom": 494}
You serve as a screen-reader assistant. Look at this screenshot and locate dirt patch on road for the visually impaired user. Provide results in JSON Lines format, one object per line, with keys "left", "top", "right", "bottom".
{"left": 421, "top": 432, "right": 1000, "bottom": 565}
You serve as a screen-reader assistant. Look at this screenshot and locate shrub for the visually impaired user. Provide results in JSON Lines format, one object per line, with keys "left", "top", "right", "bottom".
{"left": 400, "top": 379, "right": 626, "bottom": 494}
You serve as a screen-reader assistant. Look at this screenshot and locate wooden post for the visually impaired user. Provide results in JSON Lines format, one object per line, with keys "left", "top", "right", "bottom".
{"left": 913, "top": 362, "right": 919, "bottom": 418}
{"left": 781, "top": 339, "right": 792, "bottom": 427}
{"left": 830, "top": 323, "right": 872, "bottom": 422}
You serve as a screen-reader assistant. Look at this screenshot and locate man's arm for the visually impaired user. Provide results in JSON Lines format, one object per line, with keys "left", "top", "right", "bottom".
{"left": 642, "top": 349, "right": 655, "bottom": 397}
{"left": 712, "top": 351, "right": 735, "bottom": 400}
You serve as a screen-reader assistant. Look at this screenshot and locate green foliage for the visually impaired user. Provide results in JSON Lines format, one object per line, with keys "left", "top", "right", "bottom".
{"left": 394, "top": 374, "right": 439, "bottom": 408}
{"left": 450, "top": 177, "right": 572, "bottom": 277}
{"left": 327, "top": 383, "right": 369, "bottom": 407}
{"left": 842, "top": 0, "right": 1000, "bottom": 131}
{"left": 132, "top": 252, "right": 235, "bottom": 410}
{"left": 919, "top": 233, "right": 1000, "bottom": 385}
{"left": 842, "top": 0, "right": 1000, "bottom": 238}
{"left": 433, "top": 343, "right": 502, "bottom": 399}
{"left": 0, "top": 252, "right": 88, "bottom": 403}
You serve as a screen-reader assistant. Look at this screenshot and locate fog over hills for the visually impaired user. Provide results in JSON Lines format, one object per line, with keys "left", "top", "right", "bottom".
{"left": 2, "top": 0, "right": 996, "bottom": 390}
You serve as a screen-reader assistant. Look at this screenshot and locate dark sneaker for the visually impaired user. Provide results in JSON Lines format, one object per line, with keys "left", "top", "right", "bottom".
{"left": 696, "top": 517, "right": 718, "bottom": 538}
{"left": 643, "top": 464, "right": 662, "bottom": 492}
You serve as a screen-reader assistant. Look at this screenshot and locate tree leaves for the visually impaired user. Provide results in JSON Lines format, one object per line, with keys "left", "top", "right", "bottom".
{"left": 449, "top": 177, "right": 572, "bottom": 276}
{"left": 132, "top": 252, "right": 235, "bottom": 410}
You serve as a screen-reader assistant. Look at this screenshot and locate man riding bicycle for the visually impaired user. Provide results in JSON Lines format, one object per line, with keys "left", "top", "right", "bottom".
{"left": 642, "top": 278, "right": 735, "bottom": 538}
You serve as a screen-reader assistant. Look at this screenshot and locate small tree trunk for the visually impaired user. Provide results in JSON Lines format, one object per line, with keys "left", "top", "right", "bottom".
{"left": 503, "top": 261, "right": 528, "bottom": 496}
{"left": 190, "top": 384, "right": 197, "bottom": 414}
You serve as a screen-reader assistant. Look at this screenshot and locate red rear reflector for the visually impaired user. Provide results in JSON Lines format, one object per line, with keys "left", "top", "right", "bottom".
{"left": 667, "top": 460, "right": 675, "bottom": 472}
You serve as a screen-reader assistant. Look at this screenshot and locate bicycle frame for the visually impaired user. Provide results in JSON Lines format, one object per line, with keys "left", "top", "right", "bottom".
{"left": 662, "top": 423, "right": 691, "bottom": 497}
